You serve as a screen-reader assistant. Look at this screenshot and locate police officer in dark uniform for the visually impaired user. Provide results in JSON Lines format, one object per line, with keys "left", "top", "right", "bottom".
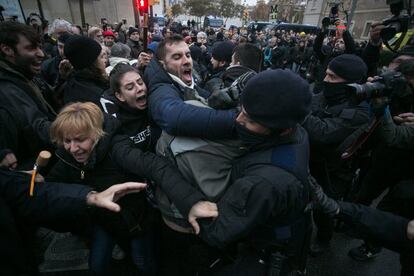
{"left": 189, "top": 69, "right": 313, "bottom": 275}
{"left": 302, "top": 54, "right": 370, "bottom": 253}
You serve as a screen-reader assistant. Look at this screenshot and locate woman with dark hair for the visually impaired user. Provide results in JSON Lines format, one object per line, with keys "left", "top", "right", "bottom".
{"left": 63, "top": 35, "right": 109, "bottom": 106}
{"left": 101, "top": 63, "right": 157, "bottom": 151}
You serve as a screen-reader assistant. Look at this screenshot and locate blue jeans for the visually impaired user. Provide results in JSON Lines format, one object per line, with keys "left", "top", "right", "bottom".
{"left": 89, "top": 226, "right": 155, "bottom": 276}
{"left": 131, "top": 233, "right": 155, "bottom": 275}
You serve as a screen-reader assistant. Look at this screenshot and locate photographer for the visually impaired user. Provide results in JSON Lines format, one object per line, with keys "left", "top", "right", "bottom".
{"left": 302, "top": 54, "right": 370, "bottom": 254}
{"left": 349, "top": 60, "right": 414, "bottom": 262}
{"left": 312, "top": 16, "right": 356, "bottom": 93}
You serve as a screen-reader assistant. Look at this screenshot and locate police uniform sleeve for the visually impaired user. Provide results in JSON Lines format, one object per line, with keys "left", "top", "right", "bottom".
{"left": 199, "top": 175, "right": 300, "bottom": 248}
{"left": 337, "top": 201, "right": 413, "bottom": 252}
{"left": 0, "top": 169, "right": 91, "bottom": 224}
{"left": 303, "top": 110, "right": 369, "bottom": 144}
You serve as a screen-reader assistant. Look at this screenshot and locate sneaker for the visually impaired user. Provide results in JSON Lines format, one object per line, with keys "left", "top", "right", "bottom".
{"left": 112, "top": 244, "right": 126, "bottom": 260}
{"left": 348, "top": 243, "right": 381, "bottom": 261}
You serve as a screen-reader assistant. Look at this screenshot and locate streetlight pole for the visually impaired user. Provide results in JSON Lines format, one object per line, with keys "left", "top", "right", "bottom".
{"left": 132, "top": 0, "right": 140, "bottom": 27}
{"left": 36, "top": 0, "right": 45, "bottom": 21}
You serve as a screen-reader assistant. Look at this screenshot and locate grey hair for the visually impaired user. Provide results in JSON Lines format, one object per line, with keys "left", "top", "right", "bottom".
{"left": 48, "top": 19, "right": 72, "bottom": 36}
{"left": 197, "top": 32, "right": 207, "bottom": 39}
{"left": 110, "top": 42, "right": 131, "bottom": 58}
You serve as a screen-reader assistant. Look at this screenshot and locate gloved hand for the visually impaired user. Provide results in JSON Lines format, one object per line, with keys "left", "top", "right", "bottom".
{"left": 308, "top": 175, "right": 340, "bottom": 217}
{"left": 370, "top": 96, "right": 389, "bottom": 117}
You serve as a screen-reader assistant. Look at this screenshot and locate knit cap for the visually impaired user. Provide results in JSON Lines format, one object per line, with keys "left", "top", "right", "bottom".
{"left": 328, "top": 54, "right": 367, "bottom": 83}
{"left": 64, "top": 35, "right": 102, "bottom": 70}
{"left": 242, "top": 69, "right": 312, "bottom": 129}
{"left": 212, "top": 41, "right": 235, "bottom": 63}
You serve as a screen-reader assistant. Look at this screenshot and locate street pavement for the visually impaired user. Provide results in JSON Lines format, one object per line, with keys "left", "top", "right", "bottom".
{"left": 307, "top": 232, "right": 400, "bottom": 276}
{"left": 41, "top": 231, "right": 401, "bottom": 276}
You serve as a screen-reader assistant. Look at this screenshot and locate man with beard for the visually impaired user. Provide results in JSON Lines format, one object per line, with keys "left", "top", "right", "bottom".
{"left": 302, "top": 54, "right": 370, "bottom": 254}
{"left": 0, "top": 21, "right": 56, "bottom": 170}
{"left": 103, "top": 30, "right": 116, "bottom": 51}
{"left": 207, "top": 43, "right": 263, "bottom": 110}
{"left": 203, "top": 40, "right": 235, "bottom": 94}
{"left": 144, "top": 34, "right": 237, "bottom": 275}
{"left": 145, "top": 34, "right": 236, "bottom": 139}
{"left": 127, "top": 27, "right": 143, "bottom": 59}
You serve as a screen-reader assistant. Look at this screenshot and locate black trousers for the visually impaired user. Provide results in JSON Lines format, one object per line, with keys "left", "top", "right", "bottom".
{"left": 157, "top": 220, "right": 219, "bottom": 276}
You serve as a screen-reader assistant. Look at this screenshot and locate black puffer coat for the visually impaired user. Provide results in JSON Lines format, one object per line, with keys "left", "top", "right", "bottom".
{"left": 63, "top": 69, "right": 108, "bottom": 106}
{"left": 47, "top": 118, "right": 149, "bottom": 237}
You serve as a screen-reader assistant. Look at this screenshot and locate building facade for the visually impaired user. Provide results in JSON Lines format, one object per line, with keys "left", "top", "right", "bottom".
{"left": 18, "top": 0, "right": 166, "bottom": 27}
{"left": 302, "top": 0, "right": 395, "bottom": 40}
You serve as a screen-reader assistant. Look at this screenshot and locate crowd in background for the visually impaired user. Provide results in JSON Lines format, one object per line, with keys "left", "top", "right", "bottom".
{"left": 1, "top": 14, "right": 414, "bottom": 276}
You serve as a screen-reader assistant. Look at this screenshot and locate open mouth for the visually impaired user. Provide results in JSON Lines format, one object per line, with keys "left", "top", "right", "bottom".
{"left": 136, "top": 94, "right": 147, "bottom": 107}
{"left": 73, "top": 153, "right": 87, "bottom": 162}
{"left": 182, "top": 68, "right": 192, "bottom": 82}
{"left": 32, "top": 61, "right": 42, "bottom": 71}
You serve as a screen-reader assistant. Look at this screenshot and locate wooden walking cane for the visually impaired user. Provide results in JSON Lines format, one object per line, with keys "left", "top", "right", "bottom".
{"left": 29, "top": 150, "right": 51, "bottom": 196}
{"left": 143, "top": 13, "right": 148, "bottom": 52}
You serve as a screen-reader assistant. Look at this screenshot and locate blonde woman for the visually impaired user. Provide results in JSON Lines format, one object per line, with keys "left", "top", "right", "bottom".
{"left": 48, "top": 102, "right": 154, "bottom": 276}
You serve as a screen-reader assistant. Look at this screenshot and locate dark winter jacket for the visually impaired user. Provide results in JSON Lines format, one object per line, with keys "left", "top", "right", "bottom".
{"left": 221, "top": 65, "right": 255, "bottom": 88}
{"left": 0, "top": 59, "right": 56, "bottom": 169}
{"left": 198, "top": 126, "right": 311, "bottom": 248}
{"left": 63, "top": 70, "right": 108, "bottom": 106}
{"left": 379, "top": 111, "right": 414, "bottom": 149}
{"left": 203, "top": 66, "right": 227, "bottom": 94}
{"left": 303, "top": 92, "right": 370, "bottom": 199}
{"left": 41, "top": 55, "right": 61, "bottom": 86}
{"left": 144, "top": 58, "right": 236, "bottom": 139}
{"left": 337, "top": 200, "right": 412, "bottom": 253}
{"left": 361, "top": 42, "right": 381, "bottom": 77}
{"left": 303, "top": 93, "right": 370, "bottom": 146}
{"left": 0, "top": 169, "right": 93, "bottom": 275}
{"left": 291, "top": 45, "right": 313, "bottom": 65}
{"left": 127, "top": 38, "right": 143, "bottom": 59}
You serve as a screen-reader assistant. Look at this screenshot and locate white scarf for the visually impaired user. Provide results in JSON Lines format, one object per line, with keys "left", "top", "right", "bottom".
{"left": 168, "top": 73, "right": 195, "bottom": 89}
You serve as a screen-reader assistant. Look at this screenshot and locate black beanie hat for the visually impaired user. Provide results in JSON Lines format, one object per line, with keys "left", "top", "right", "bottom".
{"left": 64, "top": 35, "right": 102, "bottom": 70}
{"left": 242, "top": 69, "right": 312, "bottom": 130}
{"left": 212, "top": 41, "right": 235, "bottom": 63}
{"left": 129, "top": 27, "right": 139, "bottom": 36}
{"left": 328, "top": 54, "right": 367, "bottom": 83}
{"left": 189, "top": 45, "right": 202, "bottom": 61}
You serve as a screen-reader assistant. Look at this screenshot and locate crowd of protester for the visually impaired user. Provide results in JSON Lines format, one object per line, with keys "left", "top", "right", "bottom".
{"left": 1, "top": 15, "right": 414, "bottom": 276}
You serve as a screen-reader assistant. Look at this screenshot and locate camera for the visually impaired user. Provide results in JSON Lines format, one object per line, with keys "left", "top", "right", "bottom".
{"left": 347, "top": 70, "right": 407, "bottom": 100}
{"left": 380, "top": 0, "right": 411, "bottom": 40}
{"left": 322, "top": 5, "right": 340, "bottom": 29}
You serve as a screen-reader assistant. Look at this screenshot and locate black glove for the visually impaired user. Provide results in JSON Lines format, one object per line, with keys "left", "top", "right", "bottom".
{"left": 308, "top": 175, "right": 340, "bottom": 217}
